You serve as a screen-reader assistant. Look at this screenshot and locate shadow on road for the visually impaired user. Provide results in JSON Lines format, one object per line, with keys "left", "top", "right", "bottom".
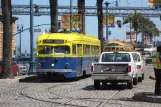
{"left": 83, "top": 83, "right": 131, "bottom": 91}
{"left": 19, "top": 75, "right": 91, "bottom": 83}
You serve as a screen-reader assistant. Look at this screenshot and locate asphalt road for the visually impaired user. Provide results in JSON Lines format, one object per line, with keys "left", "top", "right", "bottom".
{"left": 0, "top": 64, "right": 160, "bottom": 107}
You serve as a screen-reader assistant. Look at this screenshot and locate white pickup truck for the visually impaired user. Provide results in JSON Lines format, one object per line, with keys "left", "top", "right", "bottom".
{"left": 91, "top": 52, "right": 138, "bottom": 89}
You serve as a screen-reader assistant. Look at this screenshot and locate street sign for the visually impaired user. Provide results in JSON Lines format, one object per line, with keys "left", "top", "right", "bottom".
{"left": 126, "top": 31, "right": 136, "bottom": 40}
{"left": 61, "top": 14, "right": 82, "bottom": 32}
{"left": 103, "top": 15, "right": 115, "bottom": 27}
{"left": 34, "top": 28, "right": 41, "bottom": 32}
{"left": 148, "top": 0, "right": 161, "bottom": 6}
{"left": 61, "top": 14, "right": 70, "bottom": 30}
{"left": 72, "top": 14, "right": 82, "bottom": 32}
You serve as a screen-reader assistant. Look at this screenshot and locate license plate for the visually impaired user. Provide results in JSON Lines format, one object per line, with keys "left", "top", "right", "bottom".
{"left": 106, "top": 76, "right": 115, "bottom": 79}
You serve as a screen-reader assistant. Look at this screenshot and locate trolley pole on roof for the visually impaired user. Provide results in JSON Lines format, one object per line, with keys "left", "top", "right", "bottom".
{"left": 70, "top": 0, "right": 73, "bottom": 32}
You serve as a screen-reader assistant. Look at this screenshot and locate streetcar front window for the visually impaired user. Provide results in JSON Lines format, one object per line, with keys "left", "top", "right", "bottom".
{"left": 38, "top": 46, "right": 53, "bottom": 54}
{"left": 54, "top": 46, "right": 70, "bottom": 54}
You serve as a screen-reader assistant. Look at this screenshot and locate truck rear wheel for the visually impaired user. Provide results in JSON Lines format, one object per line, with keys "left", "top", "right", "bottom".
{"left": 138, "top": 77, "right": 142, "bottom": 82}
{"left": 127, "top": 81, "right": 133, "bottom": 89}
{"left": 94, "top": 80, "right": 100, "bottom": 89}
{"left": 133, "top": 77, "right": 138, "bottom": 85}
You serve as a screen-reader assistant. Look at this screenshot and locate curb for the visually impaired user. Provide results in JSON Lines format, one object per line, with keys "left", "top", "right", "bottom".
{"left": 18, "top": 75, "right": 37, "bottom": 82}
{"left": 132, "top": 92, "right": 161, "bottom": 103}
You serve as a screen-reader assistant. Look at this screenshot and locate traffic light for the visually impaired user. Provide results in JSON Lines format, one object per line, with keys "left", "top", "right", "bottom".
{"left": 117, "top": 20, "right": 122, "bottom": 28}
{"left": 109, "top": 31, "right": 111, "bottom": 35}
{"left": 35, "top": 5, "right": 39, "bottom": 13}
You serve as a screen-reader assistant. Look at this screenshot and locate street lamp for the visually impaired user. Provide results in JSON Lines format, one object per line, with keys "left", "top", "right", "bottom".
{"left": 104, "top": 1, "right": 118, "bottom": 42}
{"left": 70, "top": 0, "right": 73, "bottom": 32}
{"left": 17, "top": 24, "right": 24, "bottom": 57}
{"left": 104, "top": 1, "right": 111, "bottom": 42}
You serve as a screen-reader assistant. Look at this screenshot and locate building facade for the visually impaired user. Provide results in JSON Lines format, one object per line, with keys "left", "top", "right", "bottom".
{"left": 0, "top": 14, "right": 18, "bottom": 60}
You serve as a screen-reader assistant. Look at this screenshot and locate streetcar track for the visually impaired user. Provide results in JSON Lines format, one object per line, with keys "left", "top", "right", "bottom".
{"left": 18, "top": 82, "right": 106, "bottom": 107}
{"left": 96, "top": 90, "right": 121, "bottom": 107}
{"left": 20, "top": 84, "right": 90, "bottom": 107}
{"left": 47, "top": 84, "right": 106, "bottom": 106}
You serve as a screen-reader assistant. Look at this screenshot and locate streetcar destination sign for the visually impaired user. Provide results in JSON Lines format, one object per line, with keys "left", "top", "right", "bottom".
{"left": 43, "top": 40, "right": 64, "bottom": 44}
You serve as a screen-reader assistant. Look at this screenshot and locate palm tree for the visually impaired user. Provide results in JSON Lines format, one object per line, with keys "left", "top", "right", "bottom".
{"left": 49, "top": 0, "right": 58, "bottom": 33}
{"left": 123, "top": 10, "right": 145, "bottom": 42}
{"left": 97, "top": 0, "right": 104, "bottom": 52}
{"left": 123, "top": 10, "right": 160, "bottom": 47}
{"left": 0, "top": 0, "right": 13, "bottom": 78}
{"left": 78, "top": 0, "right": 85, "bottom": 34}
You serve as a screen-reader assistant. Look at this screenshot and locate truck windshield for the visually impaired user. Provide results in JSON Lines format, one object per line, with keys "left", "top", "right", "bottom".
{"left": 101, "top": 53, "right": 131, "bottom": 62}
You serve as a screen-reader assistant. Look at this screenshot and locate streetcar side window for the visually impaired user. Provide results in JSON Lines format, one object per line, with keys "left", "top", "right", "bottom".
{"left": 54, "top": 46, "right": 70, "bottom": 54}
{"left": 72, "top": 44, "right": 76, "bottom": 55}
{"left": 77, "top": 44, "right": 82, "bottom": 55}
{"left": 83, "top": 45, "right": 90, "bottom": 55}
{"left": 94, "top": 46, "right": 99, "bottom": 55}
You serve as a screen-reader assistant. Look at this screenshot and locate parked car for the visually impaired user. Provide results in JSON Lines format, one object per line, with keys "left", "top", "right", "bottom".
{"left": 132, "top": 52, "right": 145, "bottom": 82}
{"left": 0, "top": 61, "right": 19, "bottom": 76}
{"left": 17, "top": 64, "right": 28, "bottom": 75}
{"left": 142, "top": 51, "right": 152, "bottom": 64}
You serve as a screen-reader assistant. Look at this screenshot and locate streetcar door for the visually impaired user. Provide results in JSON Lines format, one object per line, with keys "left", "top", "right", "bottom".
{"left": 77, "top": 44, "right": 82, "bottom": 76}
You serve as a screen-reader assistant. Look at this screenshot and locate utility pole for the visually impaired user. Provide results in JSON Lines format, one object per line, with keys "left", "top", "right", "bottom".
{"left": 70, "top": 0, "right": 73, "bottom": 32}
{"left": 130, "top": 18, "right": 132, "bottom": 43}
{"left": 105, "top": 4, "right": 108, "bottom": 41}
{"left": 28, "top": 0, "right": 35, "bottom": 74}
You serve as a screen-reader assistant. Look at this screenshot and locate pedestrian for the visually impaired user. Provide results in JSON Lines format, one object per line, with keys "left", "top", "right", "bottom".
{"left": 152, "top": 45, "right": 161, "bottom": 95}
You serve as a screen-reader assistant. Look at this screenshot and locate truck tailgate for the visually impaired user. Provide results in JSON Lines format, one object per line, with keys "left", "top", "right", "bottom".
{"left": 94, "top": 63, "right": 129, "bottom": 74}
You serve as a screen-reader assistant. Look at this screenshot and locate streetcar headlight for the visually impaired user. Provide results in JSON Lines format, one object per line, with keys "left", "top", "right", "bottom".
{"left": 37, "top": 63, "right": 41, "bottom": 67}
{"left": 65, "top": 63, "right": 69, "bottom": 67}
{"left": 51, "top": 63, "right": 55, "bottom": 67}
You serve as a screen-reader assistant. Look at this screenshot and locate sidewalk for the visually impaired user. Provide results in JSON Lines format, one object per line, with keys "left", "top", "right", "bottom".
{"left": 133, "top": 92, "right": 161, "bottom": 103}
{"left": 133, "top": 70, "right": 161, "bottom": 103}
{"left": 0, "top": 75, "right": 36, "bottom": 84}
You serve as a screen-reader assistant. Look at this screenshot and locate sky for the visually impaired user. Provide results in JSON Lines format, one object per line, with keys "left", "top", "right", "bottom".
{"left": 11, "top": 0, "right": 161, "bottom": 53}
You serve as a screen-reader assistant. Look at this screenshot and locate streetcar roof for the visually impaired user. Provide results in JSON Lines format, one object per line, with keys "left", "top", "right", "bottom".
{"left": 36, "top": 32, "right": 100, "bottom": 45}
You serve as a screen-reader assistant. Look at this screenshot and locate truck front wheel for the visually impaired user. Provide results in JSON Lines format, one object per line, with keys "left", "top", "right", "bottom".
{"left": 94, "top": 80, "right": 100, "bottom": 89}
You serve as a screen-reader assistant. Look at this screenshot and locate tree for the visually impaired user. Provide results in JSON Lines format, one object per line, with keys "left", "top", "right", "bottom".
{"left": 123, "top": 10, "right": 160, "bottom": 45}
{"left": 0, "top": 0, "right": 13, "bottom": 78}
{"left": 123, "top": 10, "right": 144, "bottom": 42}
{"left": 97, "top": 0, "right": 104, "bottom": 52}
{"left": 49, "top": 0, "right": 58, "bottom": 33}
